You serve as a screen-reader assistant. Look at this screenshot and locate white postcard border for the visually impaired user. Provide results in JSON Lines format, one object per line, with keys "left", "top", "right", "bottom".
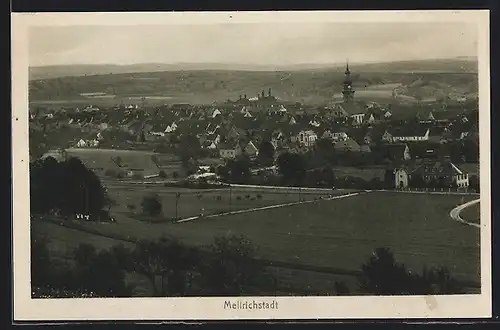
{"left": 11, "top": 10, "right": 491, "bottom": 320}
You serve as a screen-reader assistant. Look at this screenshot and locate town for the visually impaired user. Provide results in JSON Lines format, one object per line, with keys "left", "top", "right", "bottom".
{"left": 30, "top": 63, "right": 480, "bottom": 193}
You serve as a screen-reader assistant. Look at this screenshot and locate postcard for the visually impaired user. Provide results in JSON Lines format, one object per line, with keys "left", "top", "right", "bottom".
{"left": 11, "top": 10, "right": 491, "bottom": 320}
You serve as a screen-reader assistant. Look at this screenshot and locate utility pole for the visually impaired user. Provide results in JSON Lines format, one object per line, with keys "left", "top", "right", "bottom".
{"left": 175, "top": 192, "right": 180, "bottom": 220}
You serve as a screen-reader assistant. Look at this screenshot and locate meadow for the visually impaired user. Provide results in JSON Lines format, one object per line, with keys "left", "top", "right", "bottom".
{"left": 32, "top": 190, "right": 481, "bottom": 294}
{"left": 64, "top": 148, "right": 178, "bottom": 177}
{"left": 108, "top": 185, "right": 349, "bottom": 220}
{"left": 58, "top": 191, "right": 480, "bottom": 284}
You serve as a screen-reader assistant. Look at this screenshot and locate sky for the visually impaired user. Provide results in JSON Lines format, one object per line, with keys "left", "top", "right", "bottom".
{"left": 29, "top": 22, "right": 478, "bottom": 67}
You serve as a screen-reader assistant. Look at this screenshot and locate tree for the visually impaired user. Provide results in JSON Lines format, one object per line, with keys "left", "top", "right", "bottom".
{"left": 358, "top": 247, "right": 415, "bottom": 295}
{"left": 182, "top": 157, "right": 199, "bottom": 176}
{"left": 141, "top": 194, "right": 163, "bottom": 217}
{"left": 358, "top": 247, "right": 464, "bottom": 295}
{"left": 30, "top": 156, "right": 107, "bottom": 217}
{"left": 59, "top": 157, "right": 107, "bottom": 216}
{"left": 258, "top": 141, "right": 275, "bottom": 167}
{"left": 131, "top": 237, "right": 201, "bottom": 296}
{"left": 198, "top": 235, "right": 277, "bottom": 296}
{"left": 72, "top": 243, "right": 131, "bottom": 297}
{"left": 321, "top": 166, "right": 336, "bottom": 186}
{"left": 315, "top": 138, "right": 335, "bottom": 163}
{"left": 226, "top": 157, "right": 251, "bottom": 183}
{"left": 277, "top": 152, "right": 306, "bottom": 185}
{"left": 383, "top": 169, "right": 395, "bottom": 189}
{"left": 158, "top": 170, "right": 167, "bottom": 178}
{"left": 179, "top": 134, "right": 202, "bottom": 161}
{"left": 30, "top": 231, "right": 53, "bottom": 288}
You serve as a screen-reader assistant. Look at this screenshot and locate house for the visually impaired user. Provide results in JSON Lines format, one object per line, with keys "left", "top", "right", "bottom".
{"left": 394, "top": 168, "right": 409, "bottom": 189}
{"left": 218, "top": 142, "right": 242, "bottom": 159}
{"left": 243, "top": 141, "right": 259, "bottom": 158}
{"left": 326, "top": 105, "right": 349, "bottom": 120}
{"left": 391, "top": 126, "right": 430, "bottom": 142}
{"left": 76, "top": 139, "right": 87, "bottom": 148}
{"left": 365, "top": 113, "right": 376, "bottom": 124}
{"left": 226, "top": 126, "right": 246, "bottom": 141}
{"left": 97, "top": 122, "right": 109, "bottom": 131}
{"left": 351, "top": 113, "right": 365, "bottom": 126}
{"left": 334, "top": 138, "right": 361, "bottom": 152}
{"left": 381, "top": 130, "right": 393, "bottom": 143}
{"left": 409, "top": 159, "right": 470, "bottom": 188}
{"left": 380, "top": 143, "right": 411, "bottom": 162}
{"left": 292, "top": 130, "right": 318, "bottom": 147}
{"left": 309, "top": 119, "right": 321, "bottom": 127}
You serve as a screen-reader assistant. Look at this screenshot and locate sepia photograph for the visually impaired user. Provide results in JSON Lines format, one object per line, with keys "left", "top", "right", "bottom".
{"left": 12, "top": 10, "right": 491, "bottom": 320}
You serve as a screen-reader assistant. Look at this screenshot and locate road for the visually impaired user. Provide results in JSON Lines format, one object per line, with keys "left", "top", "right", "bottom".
{"left": 449, "top": 198, "right": 481, "bottom": 228}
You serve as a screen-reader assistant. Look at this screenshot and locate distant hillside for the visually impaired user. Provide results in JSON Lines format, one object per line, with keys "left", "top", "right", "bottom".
{"left": 29, "top": 57, "right": 477, "bottom": 81}
{"left": 28, "top": 58, "right": 478, "bottom": 106}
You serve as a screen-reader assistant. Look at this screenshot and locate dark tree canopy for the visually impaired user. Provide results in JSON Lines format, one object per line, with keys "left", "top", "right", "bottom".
{"left": 141, "top": 194, "right": 163, "bottom": 217}
{"left": 358, "top": 247, "right": 464, "bottom": 295}
{"left": 277, "top": 152, "right": 306, "bottom": 185}
{"left": 30, "top": 156, "right": 108, "bottom": 217}
{"left": 198, "top": 235, "right": 277, "bottom": 296}
{"left": 258, "top": 140, "right": 275, "bottom": 166}
{"left": 225, "top": 157, "right": 251, "bottom": 183}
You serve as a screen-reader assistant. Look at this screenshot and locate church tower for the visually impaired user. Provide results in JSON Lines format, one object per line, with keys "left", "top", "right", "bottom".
{"left": 342, "top": 61, "right": 355, "bottom": 103}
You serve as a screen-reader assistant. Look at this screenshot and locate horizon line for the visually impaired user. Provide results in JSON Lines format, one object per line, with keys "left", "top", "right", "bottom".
{"left": 29, "top": 56, "right": 478, "bottom": 69}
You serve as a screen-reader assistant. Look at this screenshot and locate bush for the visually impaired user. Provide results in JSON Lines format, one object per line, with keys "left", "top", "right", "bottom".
{"left": 236, "top": 196, "right": 242, "bottom": 201}
{"left": 256, "top": 194, "right": 262, "bottom": 200}
{"left": 172, "top": 172, "right": 179, "bottom": 179}
{"left": 158, "top": 170, "right": 167, "bottom": 178}
{"left": 358, "top": 247, "right": 464, "bottom": 295}
{"left": 141, "top": 194, "right": 162, "bottom": 217}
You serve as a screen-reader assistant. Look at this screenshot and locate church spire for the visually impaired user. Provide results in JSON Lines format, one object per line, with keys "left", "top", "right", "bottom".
{"left": 342, "top": 60, "right": 355, "bottom": 103}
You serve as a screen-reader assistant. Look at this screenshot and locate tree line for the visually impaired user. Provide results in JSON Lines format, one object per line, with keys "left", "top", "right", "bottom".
{"left": 32, "top": 231, "right": 466, "bottom": 298}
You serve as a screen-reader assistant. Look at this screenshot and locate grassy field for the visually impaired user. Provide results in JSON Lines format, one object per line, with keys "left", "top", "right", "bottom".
{"left": 108, "top": 186, "right": 349, "bottom": 220}
{"left": 31, "top": 219, "right": 134, "bottom": 259}
{"left": 31, "top": 190, "right": 481, "bottom": 294}
{"left": 64, "top": 148, "right": 180, "bottom": 177}
{"left": 460, "top": 201, "right": 481, "bottom": 224}
{"left": 61, "top": 191, "right": 480, "bottom": 283}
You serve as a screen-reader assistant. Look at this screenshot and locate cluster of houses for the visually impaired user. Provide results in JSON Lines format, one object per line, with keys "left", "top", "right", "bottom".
{"left": 30, "top": 65, "right": 479, "bottom": 189}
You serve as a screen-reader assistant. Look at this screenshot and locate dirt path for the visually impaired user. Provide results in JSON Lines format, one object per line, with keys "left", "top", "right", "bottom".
{"left": 176, "top": 192, "right": 362, "bottom": 223}
{"left": 449, "top": 199, "right": 481, "bottom": 228}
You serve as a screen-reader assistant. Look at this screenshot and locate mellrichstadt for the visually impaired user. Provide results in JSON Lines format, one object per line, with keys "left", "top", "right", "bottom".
{"left": 224, "top": 300, "right": 279, "bottom": 310}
